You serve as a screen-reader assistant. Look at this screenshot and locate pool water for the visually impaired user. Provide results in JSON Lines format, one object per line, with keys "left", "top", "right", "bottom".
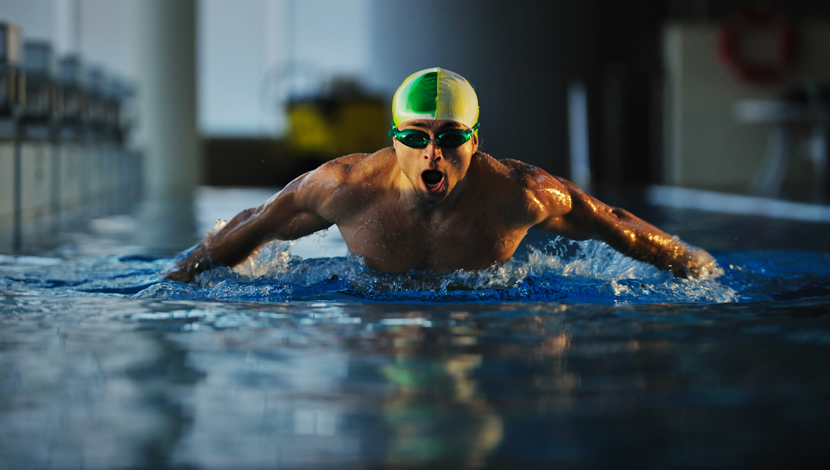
{"left": 1, "top": 188, "right": 829, "bottom": 468}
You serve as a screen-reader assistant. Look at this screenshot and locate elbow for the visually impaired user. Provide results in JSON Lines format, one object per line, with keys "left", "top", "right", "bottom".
{"left": 232, "top": 207, "right": 258, "bottom": 225}
{"left": 218, "top": 207, "right": 262, "bottom": 240}
{"left": 610, "top": 207, "right": 635, "bottom": 222}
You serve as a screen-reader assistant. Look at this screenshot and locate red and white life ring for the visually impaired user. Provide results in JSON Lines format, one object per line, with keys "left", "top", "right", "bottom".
{"left": 717, "top": 9, "right": 797, "bottom": 86}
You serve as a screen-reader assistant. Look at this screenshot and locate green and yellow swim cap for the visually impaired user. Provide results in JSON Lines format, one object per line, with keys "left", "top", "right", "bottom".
{"left": 392, "top": 67, "right": 479, "bottom": 130}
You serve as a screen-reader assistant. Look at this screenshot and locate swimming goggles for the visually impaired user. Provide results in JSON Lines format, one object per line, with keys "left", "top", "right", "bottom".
{"left": 388, "top": 122, "right": 479, "bottom": 149}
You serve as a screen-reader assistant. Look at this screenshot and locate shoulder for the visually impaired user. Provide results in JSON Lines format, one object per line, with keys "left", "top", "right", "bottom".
{"left": 476, "top": 154, "right": 569, "bottom": 195}
{"left": 328, "top": 148, "right": 395, "bottom": 170}
{"left": 289, "top": 149, "right": 395, "bottom": 219}
{"left": 304, "top": 148, "right": 395, "bottom": 185}
{"left": 291, "top": 149, "right": 392, "bottom": 194}
{"left": 473, "top": 154, "right": 575, "bottom": 219}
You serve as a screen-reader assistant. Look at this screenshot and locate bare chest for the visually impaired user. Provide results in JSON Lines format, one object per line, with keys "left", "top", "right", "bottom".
{"left": 337, "top": 202, "right": 529, "bottom": 273}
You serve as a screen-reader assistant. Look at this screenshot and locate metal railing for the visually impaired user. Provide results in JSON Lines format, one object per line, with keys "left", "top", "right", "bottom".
{"left": 0, "top": 21, "right": 142, "bottom": 253}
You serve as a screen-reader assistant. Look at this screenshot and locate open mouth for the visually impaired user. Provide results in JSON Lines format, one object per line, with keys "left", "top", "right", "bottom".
{"left": 421, "top": 170, "right": 444, "bottom": 190}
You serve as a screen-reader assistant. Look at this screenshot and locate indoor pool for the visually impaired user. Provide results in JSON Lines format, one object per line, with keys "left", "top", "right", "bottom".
{"left": 1, "top": 187, "right": 829, "bottom": 469}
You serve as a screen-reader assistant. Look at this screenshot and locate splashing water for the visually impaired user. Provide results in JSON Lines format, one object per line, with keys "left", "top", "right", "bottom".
{"left": 137, "top": 222, "right": 738, "bottom": 304}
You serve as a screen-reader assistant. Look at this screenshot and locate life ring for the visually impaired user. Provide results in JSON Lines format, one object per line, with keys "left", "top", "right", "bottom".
{"left": 718, "top": 9, "right": 797, "bottom": 86}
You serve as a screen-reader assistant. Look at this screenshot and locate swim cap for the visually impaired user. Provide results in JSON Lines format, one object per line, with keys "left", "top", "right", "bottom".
{"left": 392, "top": 67, "right": 479, "bottom": 129}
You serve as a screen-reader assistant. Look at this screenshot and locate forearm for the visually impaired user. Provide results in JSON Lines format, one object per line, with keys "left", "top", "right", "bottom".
{"left": 531, "top": 176, "right": 717, "bottom": 278}
{"left": 601, "top": 213, "right": 715, "bottom": 278}
{"left": 162, "top": 163, "right": 349, "bottom": 282}
{"left": 165, "top": 208, "right": 272, "bottom": 282}
{"left": 605, "top": 227, "right": 689, "bottom": 272}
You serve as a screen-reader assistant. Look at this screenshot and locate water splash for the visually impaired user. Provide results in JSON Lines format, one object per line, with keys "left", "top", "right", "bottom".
{"left": 138, "top": 234, "right": 738, "bottom": 304}
{"left": 7, "top": 236, "right": 830, "bottom": 305}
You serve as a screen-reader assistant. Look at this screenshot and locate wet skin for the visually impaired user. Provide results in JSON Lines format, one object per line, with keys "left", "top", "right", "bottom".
{"left": 166, "top": 120, "right": 716, "bottom": 282}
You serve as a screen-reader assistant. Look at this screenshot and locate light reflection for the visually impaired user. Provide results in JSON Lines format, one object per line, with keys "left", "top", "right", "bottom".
{"left": 376, "top": 313, "right": 503, "bottom": 467}
{"left": 294, "top": 409, "right": 339, "bottom": 436}
{"left": 540, "top": 333, "right": 571, "bottom": 358}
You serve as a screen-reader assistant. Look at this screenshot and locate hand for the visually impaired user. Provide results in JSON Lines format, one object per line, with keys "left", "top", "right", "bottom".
{"left": 672, "top": 248, "right": 721, "bottom": 279}
{"left": 163, "top": 266, "right": 195, "bottom": 283}
{"left": 161, "top": 243, "right": 209, "bottom": 284}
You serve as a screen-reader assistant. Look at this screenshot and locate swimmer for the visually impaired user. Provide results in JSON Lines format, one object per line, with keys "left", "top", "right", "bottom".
{"left": 166, "top": 67, "right": 717, "bottom": 283}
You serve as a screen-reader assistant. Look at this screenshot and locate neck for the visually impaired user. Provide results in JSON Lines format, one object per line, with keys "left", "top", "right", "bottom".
{"left": 394, "top": 166, "right": 469, "bottom": 213}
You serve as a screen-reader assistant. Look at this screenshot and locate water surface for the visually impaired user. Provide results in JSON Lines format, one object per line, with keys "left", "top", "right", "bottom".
{"left": 1, "top": 188, "right": 829, "bottom": 468}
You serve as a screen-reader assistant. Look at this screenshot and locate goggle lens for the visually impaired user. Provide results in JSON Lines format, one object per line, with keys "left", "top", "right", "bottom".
{"left": 397, "top": 131, "right": 431, "bottom": 148}
{"left": 436, "top": 131, "right": 469, "bottom": 148}
{"left": 389, "top": 124, "right": 479, "bottom": 149}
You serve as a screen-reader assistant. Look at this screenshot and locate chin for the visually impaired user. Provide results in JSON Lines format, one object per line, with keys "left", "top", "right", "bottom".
{"left": 423, "top": 189, "right": 454, "bottom": 205}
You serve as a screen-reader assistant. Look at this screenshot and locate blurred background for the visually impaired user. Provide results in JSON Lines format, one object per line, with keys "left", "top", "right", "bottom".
{"left": 1, "top": 0, "right": 830, "bottom": 253}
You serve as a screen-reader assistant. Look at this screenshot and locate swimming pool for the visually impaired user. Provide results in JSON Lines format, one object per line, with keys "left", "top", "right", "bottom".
{"left": 1, "top": 187, "right": 829, "bottom": 468}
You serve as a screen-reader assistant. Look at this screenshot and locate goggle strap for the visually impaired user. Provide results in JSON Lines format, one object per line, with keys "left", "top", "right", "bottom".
{"left": 388, "top": 121, "right": 480, "bottom": 136}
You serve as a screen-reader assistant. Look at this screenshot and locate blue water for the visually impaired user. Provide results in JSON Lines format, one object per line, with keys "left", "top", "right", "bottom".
{"left": 4, "top": 229, "right": 828, "bottom": 306}
{"left": 1, "top": 191, "right": 830, "bottom": 468}
{"left": 3, "top": 236, "right": 824, "bottom": 305}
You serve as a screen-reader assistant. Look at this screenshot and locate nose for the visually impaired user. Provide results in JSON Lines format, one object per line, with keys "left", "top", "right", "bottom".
{"left": 423, "top": 142, "right": 442, "bottom": 161}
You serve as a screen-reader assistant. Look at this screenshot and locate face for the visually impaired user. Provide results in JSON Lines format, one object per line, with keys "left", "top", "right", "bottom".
{"left": 392, "top": 119, "right": 478, "bottom": 205}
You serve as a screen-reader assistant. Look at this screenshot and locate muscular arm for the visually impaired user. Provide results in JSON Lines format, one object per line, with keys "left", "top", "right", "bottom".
{"left": 530, "top": 173, "right": 717, "bottom": 278}
{"left": 164, "top": 166, "right": 339, "bottom": 283}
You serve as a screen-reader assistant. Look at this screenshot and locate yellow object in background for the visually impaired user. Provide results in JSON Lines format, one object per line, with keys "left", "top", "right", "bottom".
{"left": 286, "top": 85, "right": 389, "bottom": 159}
{"left": 285, "top": 104, "right": 337, "bottom": 156}
{"left": 332, "top": 100, "right": 388, "bottom": 156}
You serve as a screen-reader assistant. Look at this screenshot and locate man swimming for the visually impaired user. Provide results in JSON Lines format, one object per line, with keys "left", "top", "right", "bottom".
{"left": 166, "top": 67, "right": 716, "bottom": 283}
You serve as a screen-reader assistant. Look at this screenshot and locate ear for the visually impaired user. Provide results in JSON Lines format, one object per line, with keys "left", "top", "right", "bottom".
{"left": 470, "top": 134, "right": 479, "bottom": 153}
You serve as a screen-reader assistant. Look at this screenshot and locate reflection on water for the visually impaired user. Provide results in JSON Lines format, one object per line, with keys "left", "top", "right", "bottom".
{"left": 3, "top": 295, "right": 830, "bottom": 467}
{"left": 0, "top": 296, "right": 200, "bottom": 468}
{"left": 1, "top": 188, "right": 830, "bottom": 467}
{"left": 377, "top": 311, "right": 505, "bottom": 466}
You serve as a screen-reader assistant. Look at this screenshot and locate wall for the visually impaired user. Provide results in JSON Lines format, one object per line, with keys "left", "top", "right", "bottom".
{"left": 663, "top": 22, "right": 830, "bottom": 192}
